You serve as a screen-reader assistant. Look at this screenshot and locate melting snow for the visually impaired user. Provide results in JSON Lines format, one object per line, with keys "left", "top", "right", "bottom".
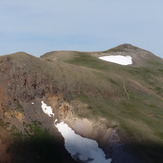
{"left": 55, "top": 122, "right": 112, "bottom": 163}
{"left": 41, "top": 101, "right": 112, "bottom": 163}
{"left": 41, "top": 101, "right": 54, "bottom": 117}
{"left": 99, "top": 55, "right": 132, "bottom": 65}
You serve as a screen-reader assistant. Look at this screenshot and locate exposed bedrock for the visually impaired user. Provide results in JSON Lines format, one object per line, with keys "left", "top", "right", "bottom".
{"left": 47, "top": 96, "right": 141, "bottom": 163}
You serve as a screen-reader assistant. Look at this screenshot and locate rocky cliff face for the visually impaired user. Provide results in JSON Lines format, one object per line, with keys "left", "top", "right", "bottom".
{"left": 0, "top": 53, "right": 76, "bottom": 162}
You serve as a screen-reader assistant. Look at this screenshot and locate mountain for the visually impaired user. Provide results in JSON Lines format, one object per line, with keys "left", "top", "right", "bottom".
{"left": 0, "top": 44, "right": 163, "bottom": 163}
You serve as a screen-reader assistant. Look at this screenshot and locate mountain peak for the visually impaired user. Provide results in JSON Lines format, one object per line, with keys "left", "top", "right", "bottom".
{"left": 116, "top": 43, "right": 138, "bottom": 49}
{"left": 106, "top": 43, "right": 140, "bottom": 53}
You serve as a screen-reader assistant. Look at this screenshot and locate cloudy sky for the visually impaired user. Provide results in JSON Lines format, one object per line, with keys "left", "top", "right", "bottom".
{"left": 0, "top": 0, "right": 163, "bottom": 58}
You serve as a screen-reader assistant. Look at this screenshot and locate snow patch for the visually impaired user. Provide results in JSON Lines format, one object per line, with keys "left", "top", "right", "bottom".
{"left": 99, "top": 55, "right": 132, "bottom": 65}
{"left": 41, "top": 101, "right": 54, "bottom": 117}
{"left": 55, "top": 122, "right": 112, "bottom": 163}
{"left": 41, "top": 101, "right": 112, "bottom": 163}
{"left": 31, "top": 102, "right": 34, "bottom": 105}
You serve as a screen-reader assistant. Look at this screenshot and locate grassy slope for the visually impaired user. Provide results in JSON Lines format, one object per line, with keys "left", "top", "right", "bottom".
{"left": 41, "top": 49, "right": 163, "bottom": 162}
{"left": 67, "top": 53, "right": 163, "bottom": 138}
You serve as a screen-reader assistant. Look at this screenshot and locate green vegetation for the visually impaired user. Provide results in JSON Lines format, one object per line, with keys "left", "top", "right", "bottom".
{"left": 24, "top": 121, "right": 50, "bottom": 139}
{"left": 66, "top": 52, "right": 111, "bottom": 70}
{"left": 64, "top": 52, "right": 163, "bottom": 148}
{"left": 0, "top": 118, "right": 10, "bottom": 129}
{"left": 10, "top": 49, "right": 163, "bottom": 148}
{"left": 8, "top": 121, "right": 73, "bottom": 163}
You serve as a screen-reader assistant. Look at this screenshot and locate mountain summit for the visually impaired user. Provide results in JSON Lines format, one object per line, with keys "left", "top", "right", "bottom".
{"left": 0, "top": 44, "right": 163, "bottom": 163}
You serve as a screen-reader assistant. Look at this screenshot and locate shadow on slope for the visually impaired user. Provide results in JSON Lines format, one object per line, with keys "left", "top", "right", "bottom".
{"left": 8, "top": 137, "right": 77, "bottom": 163}
{"left": 109, "top": 142, "right": 163, "bottom": 163}
{"left": 7, "top": 122, "right": 77, "bottom": 163}
{"left": 8, "top": 136, "right": 163, "bottom": 163}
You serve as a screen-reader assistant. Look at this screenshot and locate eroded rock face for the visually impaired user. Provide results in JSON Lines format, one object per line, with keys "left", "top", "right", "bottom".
{"left": 46, "top": 96, "right": 142, "bottom": 163}
{"left": 47, "top": 95, "right": 121, "bottom": 159}
{"left": 0, "top": 55, "right": 56, "bottom": 102}
{"left": 0, "top": 54, "right": 77, "bottom": 163}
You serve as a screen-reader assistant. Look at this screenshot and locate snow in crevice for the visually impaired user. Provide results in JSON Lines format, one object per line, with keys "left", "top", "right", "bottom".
{"left": 41, "top": 101, "right": 54, "bottom": 117}
{"left": 99, "top": 55, "right": 132, "bottom": 65}
{"left": 41, "top": 101, "right": 112, "bottom": 163}
{"left": 55, "top": 122, "right": 112, "bottom": 163}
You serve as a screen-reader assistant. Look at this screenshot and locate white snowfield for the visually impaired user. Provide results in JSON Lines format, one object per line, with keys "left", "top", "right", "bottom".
{"left": 41, "top": 101, "right": 55, "bottom": 117}
{"left": 55, "top": 122, "right": 112, "bottom": 163}
{"left": 41, "top": 101, "right": 112, "bottom": 163}
{"left": 99, "top": 55, "right": 132, "bottom": 65}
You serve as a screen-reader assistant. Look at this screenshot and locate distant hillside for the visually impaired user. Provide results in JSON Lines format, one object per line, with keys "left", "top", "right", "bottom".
{"left": 41, "top": 44, "right": 162, "bottom": 66}
{"left": 0, "top": 44, "right": 163, "bottom": 163}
